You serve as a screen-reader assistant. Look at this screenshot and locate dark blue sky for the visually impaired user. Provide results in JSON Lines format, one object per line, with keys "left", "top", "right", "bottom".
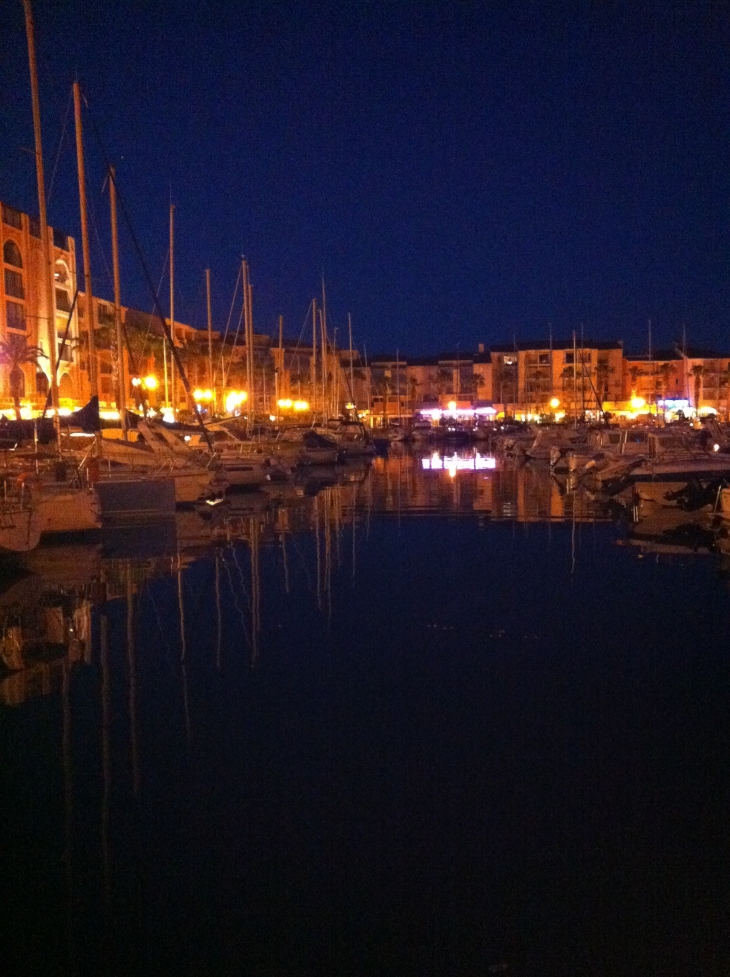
{"left": 1, "top": 0, "right": 728, "bottom": 355}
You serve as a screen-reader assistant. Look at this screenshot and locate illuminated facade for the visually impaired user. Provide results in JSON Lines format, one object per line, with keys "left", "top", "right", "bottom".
{"left": 5, "top": 199, "right": 730, "bottom": 419}
{"left": 1, "top": 200, "right": 82, "bottom": 413}
{"left": 624, "top": 347, "right": 730, "bottom": 416}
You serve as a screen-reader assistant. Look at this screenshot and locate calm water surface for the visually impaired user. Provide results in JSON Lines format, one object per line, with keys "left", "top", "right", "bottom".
{"left": 0, "top": 450, "right": 728, "bottom": 976}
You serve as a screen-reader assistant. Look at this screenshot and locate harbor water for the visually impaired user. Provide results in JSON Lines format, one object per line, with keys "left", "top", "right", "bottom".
{"left": 0, "top": 449, "right": 728, "bottom": 976}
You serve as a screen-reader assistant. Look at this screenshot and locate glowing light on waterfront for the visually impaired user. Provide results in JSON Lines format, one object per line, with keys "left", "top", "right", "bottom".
{"left": 277, "top": 398, "right": 293, "bottom": 408}
{"left": 422, "top": 452, "right": 497, "bottom": 472}
{"left": 162, "top": 408, "right": 175, "bottom": 423}
{"left": 293, "top": 400, "right": 309, "bottom": 411}
{"left": 144, "top": 375, "right": 158, "bottom": 390}
{"left": 421, "top": 405, "right": 495, "bottom": 421}
{"left": 225, "top": 390, "right": 247, "bottom": 413}
{"left": 630, "top": 396, "right": 646, "bottom": 410}
{"left": 550, "top": 397, "right": 560, "bottom": 409}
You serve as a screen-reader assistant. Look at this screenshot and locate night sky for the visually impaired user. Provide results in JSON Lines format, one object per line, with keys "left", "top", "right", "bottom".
{"left": 1, "top": 0, "right": 728, "bottom": 356}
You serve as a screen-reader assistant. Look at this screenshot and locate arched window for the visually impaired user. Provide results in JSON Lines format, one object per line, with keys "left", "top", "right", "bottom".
{"left": 35, "top": 372, "right": 49, "bottom": 395}
{"left": 3, "top": 240, "right": 22, "bottom": 268}
{"left": 54, "top": 260, "right": 68, "bottom": 285}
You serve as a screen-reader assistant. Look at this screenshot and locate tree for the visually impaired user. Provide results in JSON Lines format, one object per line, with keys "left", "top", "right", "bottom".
{"left": 691, "top": 364, "right": 704, "bottom": 410}
{"left": 660, "top": 362, "right": 673, "bottom": 398}
{"left": 436, "top": 368, "right": 452, "bottom": 395}
{"left": 0, "top": 335, "right": 47, "bottom": 420}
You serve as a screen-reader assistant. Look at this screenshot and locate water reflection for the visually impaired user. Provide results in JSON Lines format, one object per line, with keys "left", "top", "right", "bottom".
{"left": 3, "top": 450, "right": 728, "bottom": 710}
{"left": 0, "top": 449, "right": 728, "bottom": 974}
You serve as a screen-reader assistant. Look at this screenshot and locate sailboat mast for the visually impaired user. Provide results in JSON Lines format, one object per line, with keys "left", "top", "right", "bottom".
{"left": 348, "top": 313, "right": 355, "bottom": 411}
{"left": 72, "top": 81, "right": 98, "bottom": 401}
{"left": 205, "top": 268, "right": 213, "bottom": 407}
{"left": 169, "top": 204, "right": 175, "bottom": 413}
{"left": 580, "top": 324, "right": 585, "bottom": 418}
{"left": 247, "top": 268, "right": 254, "bottom": 422}
{"left": 311, "top": 298, "right": 317, "bottom": 415}
{"left": 277, "top": 313, "right": 283, "bottom": 410}
{"left": 321, "top": 278, "right": 328, "bottom": 421}
{"left": 648, "top": 318, "right": 653, "bottom": 413}
{"left": 109, "top": 166, "right": 127, "bottom": 436}
{"left": 572, "top": 329, "right": 577, "bottom": 428}
{"left": 22, "top": 0, "right": 60, "bottom": 424}
{"left": 364, "top": 342, "right": 371, "bottom": 417}
{"left": 320, "top": 310, "right": 327, "bottom": 422}
{"left": 332, "top": 329, "right": 338, "bottom": 415}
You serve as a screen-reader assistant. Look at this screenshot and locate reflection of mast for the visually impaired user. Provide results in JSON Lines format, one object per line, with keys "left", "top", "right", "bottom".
{"left": 177, "top": 555, "right": 190, "bottom": 739}
{"left": 62, "top": 660, "right": 78, "bottom": 973}
{"left": 126, "top": 562, "right": 140, "bottom": 796}
{"left": 280, "top": 531, "right": 290, "bottom": 595}
{"left": 314, "top": 495, "right": 322, "bottom": 609}
{"left": 351, "top": 481, "right": 357, "bottom": 583}
{"left": 215, "top": 549, "right": 222, "bottom": 670}
{"left": 249, "top": 517, "right": 260, "bottom": 664}
{"left": 100, "top": 613, "right": 111, "bottom": 905}
{"left": 324, "top": 487, "right": 332, "bottom": 621}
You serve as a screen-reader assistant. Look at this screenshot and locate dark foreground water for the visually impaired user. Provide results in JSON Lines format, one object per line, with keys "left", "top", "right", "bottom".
{"left": 0, "top": 452, "right": 728, "bottom": 976}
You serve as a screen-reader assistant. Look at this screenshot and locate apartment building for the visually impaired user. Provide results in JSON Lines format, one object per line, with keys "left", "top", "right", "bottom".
{"left": 1, "top": 199, "right": 82, "bottom": 412}
{"left": 625, "top": 347, "right": 730, "bottom": 415}
{"left": 490, "top": 340, "right": 624, "bottom": 416}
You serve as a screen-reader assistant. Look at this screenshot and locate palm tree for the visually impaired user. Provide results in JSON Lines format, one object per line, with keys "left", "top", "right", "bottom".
{"left": 691, "top": 364, "right": 704, "bottom": 411}
{"left": 436, "top": 368, "right": 452, "bottom": 395}
{"left": 660, "top": 362, "right": 673, "bottom": 398}
{"left": 0, "top": 335, "right": 47, "bottom": 420}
